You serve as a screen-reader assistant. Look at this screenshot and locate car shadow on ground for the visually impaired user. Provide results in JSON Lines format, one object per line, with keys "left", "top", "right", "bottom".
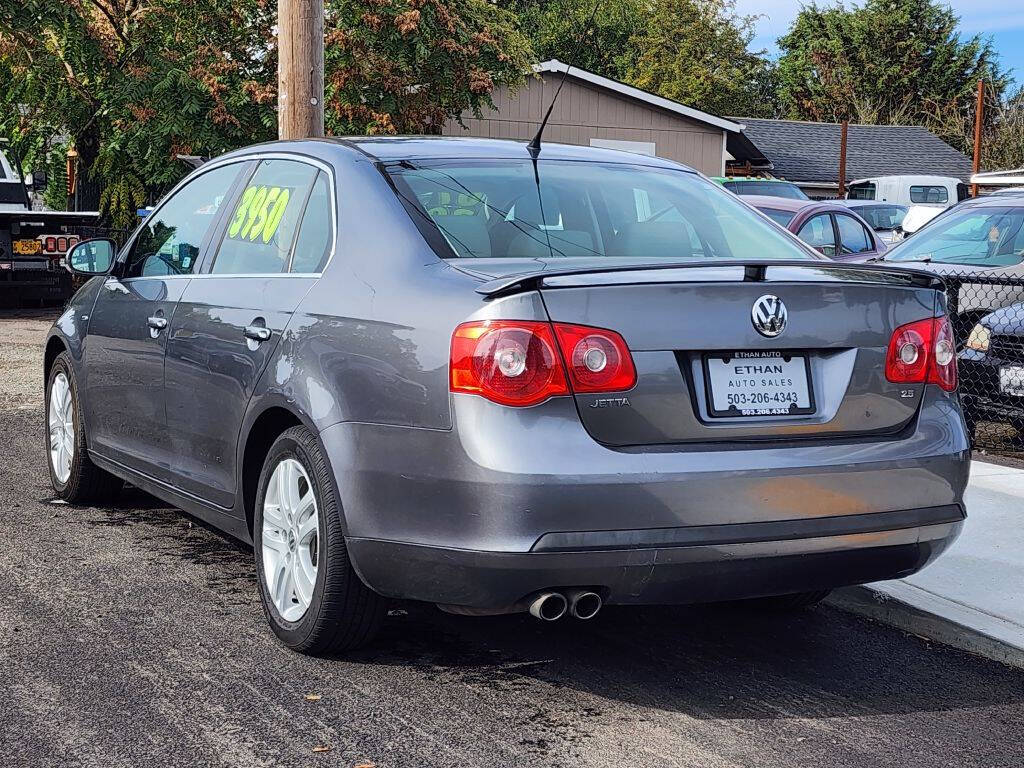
{"left": 347, "top": 602, "right": 1024, "bottom": 722}
{"left": 48, "top": 457, "right": 1024, "bottom": 724}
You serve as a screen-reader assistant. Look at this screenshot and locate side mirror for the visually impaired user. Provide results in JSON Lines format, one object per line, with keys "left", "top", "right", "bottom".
{"left": 66, "top": 238, "right": 115, "bottom": 276}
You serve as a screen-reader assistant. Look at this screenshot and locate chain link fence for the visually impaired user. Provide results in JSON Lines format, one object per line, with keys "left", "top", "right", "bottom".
{"left": 946, "top": 271, "right": 1024, "bottom": 455}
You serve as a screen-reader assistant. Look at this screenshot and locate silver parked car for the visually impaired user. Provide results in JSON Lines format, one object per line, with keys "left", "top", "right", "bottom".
{"left": 47, "top": 138, "right": 969, "bottom": 653}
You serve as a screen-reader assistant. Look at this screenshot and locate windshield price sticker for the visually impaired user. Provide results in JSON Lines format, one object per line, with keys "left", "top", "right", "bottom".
{"left": 228, "top": 185, "right": 293, "bottom": 244}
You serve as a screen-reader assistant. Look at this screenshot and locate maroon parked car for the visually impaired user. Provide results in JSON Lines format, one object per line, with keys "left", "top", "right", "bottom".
{"left": 743, "top": 195, "right": 887, "bottom": 262}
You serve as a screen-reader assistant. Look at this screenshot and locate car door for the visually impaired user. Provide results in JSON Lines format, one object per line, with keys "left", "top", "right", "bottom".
{"left": 834, "top": 212, "right": 880, "bottom": 261}
{"left": 163, "top": 157, "right": 334, "bottom": 509}
{"left": 795, "top": 213, "right": 838, "bottom": 257}
{"left": 84, "top": 161, "right": 247, "bottom": 480}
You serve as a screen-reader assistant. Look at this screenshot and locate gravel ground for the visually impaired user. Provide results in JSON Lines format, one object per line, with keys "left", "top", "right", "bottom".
{"left": 2, "top": 311, "right": 1023, "bottom": 768}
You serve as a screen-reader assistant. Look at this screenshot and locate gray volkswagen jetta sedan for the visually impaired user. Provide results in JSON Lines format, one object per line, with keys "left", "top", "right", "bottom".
{"left": 46, "top": 138, "right": 969, "bottom": 653}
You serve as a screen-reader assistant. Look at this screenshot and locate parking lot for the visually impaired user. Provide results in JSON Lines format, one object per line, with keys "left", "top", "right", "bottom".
{"left": 2, "top": 310, "right": 1023, "bottom": 768}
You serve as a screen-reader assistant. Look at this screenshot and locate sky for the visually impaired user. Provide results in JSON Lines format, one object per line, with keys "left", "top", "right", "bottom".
{"left": 735, "top": 0, "right": 1024, "bottom": 88}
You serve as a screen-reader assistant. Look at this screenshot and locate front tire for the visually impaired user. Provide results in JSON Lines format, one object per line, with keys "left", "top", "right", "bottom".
{"left": 254, "top": 426, "right": 385, "bottom": 654}
{"left": 46, "top": 352, "right": 123, "bottom": 503}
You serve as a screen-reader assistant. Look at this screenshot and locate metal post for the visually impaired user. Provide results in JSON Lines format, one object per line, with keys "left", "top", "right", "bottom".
{"left": 838, "top": 120, "right": 848, "bottom": 198}
{"left": 972, "top": 79, "right": 984, "bottom": 197}
{"left": 278, "top": 0, "right": 325, "bottom": 140}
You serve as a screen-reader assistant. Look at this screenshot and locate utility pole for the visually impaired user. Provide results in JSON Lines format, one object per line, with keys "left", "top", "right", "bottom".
{"left": 838, "top": 120, "right": 848, "bottom": 198}
{"left": 972, "top": 79, "right": 984, "bottom": 197}
{"left": 278, "top": 0, "right": 325, "bottom": 140}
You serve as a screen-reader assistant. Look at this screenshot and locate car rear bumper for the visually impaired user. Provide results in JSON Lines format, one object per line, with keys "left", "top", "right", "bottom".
{"left": 320, "top": 387, "right": 969, "bottom": 608}
{"left": 346, "top": 506, "right": 963, "bottom": 608}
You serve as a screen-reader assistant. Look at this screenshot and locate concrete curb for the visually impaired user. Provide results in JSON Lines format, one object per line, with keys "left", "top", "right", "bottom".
{"left": 828, "top": 583, "right": 1024, "bottom": 670}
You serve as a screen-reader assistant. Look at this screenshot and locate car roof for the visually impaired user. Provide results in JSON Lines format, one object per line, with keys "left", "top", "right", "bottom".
{"left": 839, "top": 200, "right": 907, "bottom": 210}
{"left": 950, "top": 194, "right": 1024, "bottom": 210}
{"left": 338, "top": 136, "right": 694, "bottom": 170}
{"left": 721, "top": 177, "right": 799, "bottom": 184}
{"left": 740, "top": 195, "right": 819, "bottom": 212}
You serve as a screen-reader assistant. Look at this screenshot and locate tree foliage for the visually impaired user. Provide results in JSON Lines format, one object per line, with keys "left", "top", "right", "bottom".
{"left": 324, "top": 0, "right": 532, "bottom": 135}
{"left": 505, "top": 0, "right": 643, "bottom": 82}
{"left": 776, "top": 0, "right": 1009, "bottom": 134}
{"left": 626, "top": 0, "right": 779, "bottom": 118}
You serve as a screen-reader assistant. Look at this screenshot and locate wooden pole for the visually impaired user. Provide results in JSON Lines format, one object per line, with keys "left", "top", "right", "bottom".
{"left": 278, "top": 0, "right": 325, "bottom": 140}
{"left": 838, "top": 120, "right": 848, "bottom": 198}
{"left": 972, "top": 78, "right": 984, "bottom": 197}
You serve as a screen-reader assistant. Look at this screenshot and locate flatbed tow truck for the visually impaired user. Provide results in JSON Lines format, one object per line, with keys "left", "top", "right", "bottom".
{"left": 0, "top": 150, "right": 100, "bottom": 306}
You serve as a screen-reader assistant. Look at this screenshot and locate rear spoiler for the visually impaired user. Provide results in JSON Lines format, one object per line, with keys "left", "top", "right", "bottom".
{"left": 474, "top": 260, "right": 945, "bottom": 297}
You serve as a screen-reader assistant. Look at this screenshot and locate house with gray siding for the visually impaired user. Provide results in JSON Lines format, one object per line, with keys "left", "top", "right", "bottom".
{"left": 442, "top": 60, "right": 743, "bottom": 177}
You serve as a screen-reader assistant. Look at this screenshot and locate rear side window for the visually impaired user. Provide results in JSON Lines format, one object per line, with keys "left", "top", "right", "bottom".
{"left": 124, "top": 163, "right": 241, "bottom": 278}
{"left": 290, "top": 172, "right": 333, "bottom": 273}
{"left": 211, "top": 159, "right": 318, "bottom": 274}
{"left": 910, "top": 185, "right": 949, "bottom": 204}
{"left": 797, "top": 213, "right": 837, "bottom": 257}
{"left": 836, "top": 214, "right": 873, "bottom": 253}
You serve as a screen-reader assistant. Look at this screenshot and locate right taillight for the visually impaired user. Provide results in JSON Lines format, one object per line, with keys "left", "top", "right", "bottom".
{"left": 885, "top": 316, "right": 957, "bottom": 392}
{"left": 450, "top": 320, "right": 636, "bottom": 407}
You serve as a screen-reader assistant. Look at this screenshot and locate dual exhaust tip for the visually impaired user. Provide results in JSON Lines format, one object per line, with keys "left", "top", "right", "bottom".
{"left": 528, "top": 589, "right": 602, "bottom": 622}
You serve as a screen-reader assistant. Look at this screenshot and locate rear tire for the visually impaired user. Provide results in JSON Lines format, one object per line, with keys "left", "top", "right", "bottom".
{"left": 254, "top": 426, "right": 385, "bottom": 654}
{"left": 46, "top": 352, "right": 123, "bottom": 504}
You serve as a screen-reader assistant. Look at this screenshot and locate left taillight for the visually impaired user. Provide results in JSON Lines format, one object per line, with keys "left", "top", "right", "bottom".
{"left": 885, "top": 315, "right": 957, "bottom": 392}
{"left": 450, "top": 321, "right": 636, "bottom": 407}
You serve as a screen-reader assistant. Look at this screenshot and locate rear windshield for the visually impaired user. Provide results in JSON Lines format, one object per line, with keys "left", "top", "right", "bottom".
{"left": 722, "top": 180, "right": 809, "bottom": 200}
{"left": 757, "top": 207, "right": 796, "bottom": 227}
{"left": 385, "top": 160, "right": 815, "bottom": 262}
{"left": 853, "top": 205, "right": 907, "bottom": 230}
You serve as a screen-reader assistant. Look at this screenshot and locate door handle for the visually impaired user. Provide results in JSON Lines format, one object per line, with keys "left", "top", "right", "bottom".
{"left": 243, "top": 325, "right": 271, "bottom": 343}
{"left": 147, "top": 316, "right": 168, "bottom": 330}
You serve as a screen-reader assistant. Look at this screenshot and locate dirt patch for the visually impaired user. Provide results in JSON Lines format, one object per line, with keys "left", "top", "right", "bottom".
{"left": 0, "top": 310, "right": 56, "bottom": 412}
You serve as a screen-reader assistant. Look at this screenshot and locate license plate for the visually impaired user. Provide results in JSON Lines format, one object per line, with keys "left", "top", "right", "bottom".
{"left": 13, "top": 239, "right": 41, "bottom": 255}
{"left": 704, "top": 352, "right": 814, "bottom": 417}
{"left": 1000, "top": 366, "right": 1024, "bottom": 397}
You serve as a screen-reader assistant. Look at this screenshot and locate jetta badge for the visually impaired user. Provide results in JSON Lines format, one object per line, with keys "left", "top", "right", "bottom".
{"left": 752, "top": 294, "right": 787, "bottom": 337}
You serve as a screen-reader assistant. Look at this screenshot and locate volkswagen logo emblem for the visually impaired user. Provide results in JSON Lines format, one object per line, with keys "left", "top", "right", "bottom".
{"left": 752, "top": 294, "right": 787, "bottom": 337}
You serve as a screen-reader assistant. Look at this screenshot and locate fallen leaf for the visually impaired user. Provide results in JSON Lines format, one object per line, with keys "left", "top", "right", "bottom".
{"left": 312, "top": 745, "right": 332, "bottom": 754}
{"left": 305, "top": 694, "right": 322, "bottom": 702}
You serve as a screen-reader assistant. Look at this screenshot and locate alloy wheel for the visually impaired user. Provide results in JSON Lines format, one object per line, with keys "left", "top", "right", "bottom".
{"left": 262, "top": 458, "right": 320, "bottom": 621}
{"left": 48, "top": 372, "right": 74, "bottom": 484}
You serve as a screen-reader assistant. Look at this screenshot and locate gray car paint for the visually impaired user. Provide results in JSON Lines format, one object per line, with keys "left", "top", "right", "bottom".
{"left": 48, "top": 137, "right": 970, "bottom": 612}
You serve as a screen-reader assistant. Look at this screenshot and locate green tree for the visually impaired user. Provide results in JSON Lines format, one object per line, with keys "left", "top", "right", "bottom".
{"left": 505, "top": 0, "right": 645, "bottom": 82}
{"left": 776, "top": 0, "right": 1008, "bottom": 134}
{"left": 324, "top": 0, "right": 533, "bottom": 135}
{"left": 0, "top": 0, "right": 278, "bottom": 225}
{"left": 625, "top": 0, "right": 778, "bottom": 118}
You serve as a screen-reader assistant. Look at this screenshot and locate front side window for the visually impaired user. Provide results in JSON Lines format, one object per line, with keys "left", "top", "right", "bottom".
{"left": 797, "top": 213, "right": 837, "bottom": 257}
{"left": 124, "top": 163, "right": 241, "bottom": 278}
{"left": 836, "top": 214, "right": 873, "bottom": 253}
{"left": 211, "top": 159, "right": 319, "bottom": 274}
{"left": 910, "top": 185, "right": 949, "bottom": 204}
{"left": 886, "top": 206, "right": 1024, "bottom": 266}
{"left": 386, "top": 160, "right": 816, "bottom": 263}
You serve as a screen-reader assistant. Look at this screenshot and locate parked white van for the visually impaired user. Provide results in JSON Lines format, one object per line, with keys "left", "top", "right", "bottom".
{"left": 846, "top": 175, "right": 969, "bottom": 208}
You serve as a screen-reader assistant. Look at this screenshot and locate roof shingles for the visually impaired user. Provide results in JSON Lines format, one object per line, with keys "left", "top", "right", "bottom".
{"left": 732, "top": 118, "right": 973, "bottom": 184}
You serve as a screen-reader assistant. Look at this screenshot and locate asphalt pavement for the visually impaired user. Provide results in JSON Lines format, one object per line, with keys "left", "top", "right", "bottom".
{"left": 2, "top": 310, "right": 1023, "bottom": 768}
